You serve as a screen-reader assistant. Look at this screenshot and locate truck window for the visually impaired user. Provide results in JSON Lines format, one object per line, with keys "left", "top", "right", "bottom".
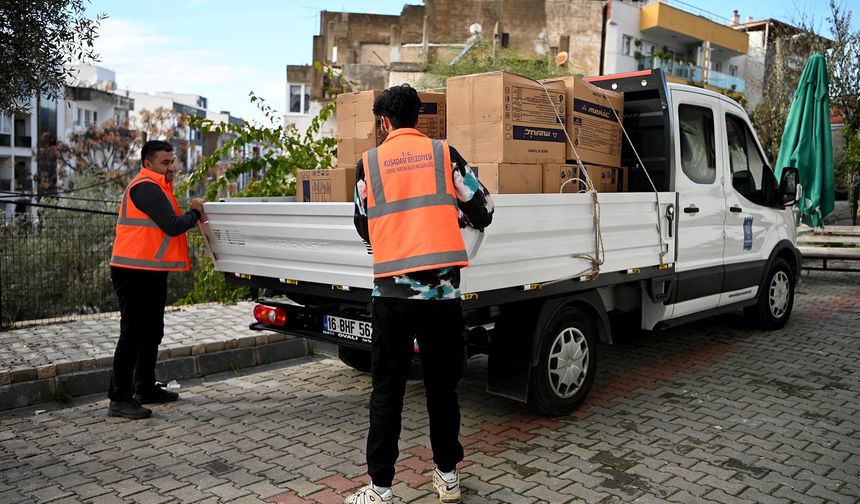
{"left": 678, "top": 105, "right": 716, "bottom": 184}
{"left": 726, "top": 114, "right": 769, "bottom": 205}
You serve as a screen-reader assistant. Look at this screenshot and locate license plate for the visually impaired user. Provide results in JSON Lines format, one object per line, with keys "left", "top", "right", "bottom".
{"left": 323, "top": 315, "right": 372, "bottom": 344}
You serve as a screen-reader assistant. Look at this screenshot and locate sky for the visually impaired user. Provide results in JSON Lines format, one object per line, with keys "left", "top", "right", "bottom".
{"left": 83, "top": 0, "right": 858, "bottom": 124}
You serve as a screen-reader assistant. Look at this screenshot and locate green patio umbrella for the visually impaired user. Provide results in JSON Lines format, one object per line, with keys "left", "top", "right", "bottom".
{"left": 774, "top": 53, "right": 835, "bottom": 227}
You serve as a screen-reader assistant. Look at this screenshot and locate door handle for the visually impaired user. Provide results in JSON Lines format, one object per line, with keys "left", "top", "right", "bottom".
{"left": 683, "top": 205, "right": 699, "bottom": 214}
{"left": 730, "top": 206, "right": 743, "bottom": 213}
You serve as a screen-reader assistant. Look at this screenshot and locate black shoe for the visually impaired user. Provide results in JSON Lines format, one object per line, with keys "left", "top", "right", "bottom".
{"left": 134, "top": 387, "right": 179, "bottom": 404}
{"left": 107, "top": 399, "right": 152, "bottom": 420}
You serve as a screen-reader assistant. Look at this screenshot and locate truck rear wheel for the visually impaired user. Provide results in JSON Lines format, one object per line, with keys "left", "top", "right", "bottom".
{"left": 338, "top": 346, "right": 371, "bottom": 373}
{"left": 745, "top": 258, "right": 795, "bottom": 330}
{"left": 528, "top": 306, "right": 597, "bottom": 416}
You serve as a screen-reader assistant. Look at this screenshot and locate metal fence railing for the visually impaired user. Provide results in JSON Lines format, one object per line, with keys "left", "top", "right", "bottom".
{"left": 0, "top": 212, "right": 218, "bottom": 329}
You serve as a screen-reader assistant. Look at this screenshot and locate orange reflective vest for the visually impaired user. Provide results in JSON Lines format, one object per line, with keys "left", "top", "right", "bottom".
{"left": 364, "top": 128, "right": 468, "bottom": 278}
{"left": 110, "top": 168, "right": 191, "bottom": 271}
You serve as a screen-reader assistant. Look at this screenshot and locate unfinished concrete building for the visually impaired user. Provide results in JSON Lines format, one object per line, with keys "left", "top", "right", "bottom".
{"left": 298, "top": 0, "right": 605, "bottom": 100}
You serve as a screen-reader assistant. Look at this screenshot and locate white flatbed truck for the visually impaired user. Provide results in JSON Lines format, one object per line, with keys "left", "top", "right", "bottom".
{"left": 200, "top": 69, "right": 802, "bottom": 415}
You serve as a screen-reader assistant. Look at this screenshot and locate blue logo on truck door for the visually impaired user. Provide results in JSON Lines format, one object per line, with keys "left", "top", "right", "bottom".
{"left": 743, "top": 217, "right": 753, "bottom": 250}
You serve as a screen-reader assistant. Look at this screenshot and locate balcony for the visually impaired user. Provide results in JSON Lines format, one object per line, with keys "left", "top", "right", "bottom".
{"left": 640, "top": 1, "right": 748, "bottom": 55}
{"left": 638, "top": 56, "right": 745, "bottom": 92}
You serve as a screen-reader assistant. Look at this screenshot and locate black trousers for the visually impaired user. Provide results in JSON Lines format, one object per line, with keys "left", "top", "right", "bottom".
{"left": 367, "top": 297, "right": 466, "bottom": 487}
{"left": 108, "top": 266, "right": 168, "bottom": 402}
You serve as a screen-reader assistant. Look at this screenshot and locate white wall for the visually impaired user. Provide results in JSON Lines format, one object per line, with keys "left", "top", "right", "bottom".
{"left": 742, "top": 30, "right": 767, "bottom": 109}
{"left": 284, "top": 100, "right": 337, "bottom": 140}
{"left": 604, "top": 1, "right": 642, "bottom": 74}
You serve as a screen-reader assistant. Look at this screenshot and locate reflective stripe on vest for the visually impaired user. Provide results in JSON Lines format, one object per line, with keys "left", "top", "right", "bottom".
{"left": 373, "top": 250, "right": 469, "bottom": 277}
{"left": 110, "top": 170, "right": 190, "bottom": 271}
{"left": 365, "top": 137, "right": 467, "bottom": 277}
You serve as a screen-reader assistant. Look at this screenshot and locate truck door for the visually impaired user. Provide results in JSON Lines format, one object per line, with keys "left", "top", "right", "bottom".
{"left": 719, "top": 102, "right": 777, "bottom": 306}
{"left": 670, "top": 89, "right": 726, "bottom": 316}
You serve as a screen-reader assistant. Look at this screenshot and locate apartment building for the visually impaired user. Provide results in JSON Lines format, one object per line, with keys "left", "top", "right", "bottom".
{"left": 604, "top": 1, "right": 748, "bottom": 93}
{"left": 0, "top": 100, "right": 38, "bottom": 220}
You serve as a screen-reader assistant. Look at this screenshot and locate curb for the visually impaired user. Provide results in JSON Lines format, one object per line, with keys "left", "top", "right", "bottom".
{"left": 0, "top": 335, "right": 311, "bottom": 411}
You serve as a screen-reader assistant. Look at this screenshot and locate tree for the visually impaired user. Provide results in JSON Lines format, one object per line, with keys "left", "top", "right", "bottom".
{"left": 827, "top": 0, "right": 860, "bottom": 192}
{"left": 185, "top": 92, "right": 336, "bottom": 200}
{"left": 0, "top": 0, "right": 105, "bottom": 115}
{"left": 750, "top": 21, "right": 829, "bottom": 165}
{"left": 828, "top": 0, "right": 860, "bottom": 132}
{"left": 47, "top": 107, "right": 189, "bottom": 196}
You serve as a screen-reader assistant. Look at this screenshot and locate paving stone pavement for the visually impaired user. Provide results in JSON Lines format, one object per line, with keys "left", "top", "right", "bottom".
{"left": 0, "top": 302, "right": 257, "bottom": 373}
{"left": 0, "top": 270, "right": 857, "bottom": 503}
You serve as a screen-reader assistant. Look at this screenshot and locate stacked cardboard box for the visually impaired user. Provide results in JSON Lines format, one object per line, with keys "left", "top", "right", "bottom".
{"left": 536, "top": 76, "right": 628, "bottom": 193}
{"left": 295, "top": 167, "right": 356, "bottom": 202}
{"left": 541, "top": 76, "right": 624, "bottom": 168}
{"left": 473, "top": 163, "right": 543, "bottom": 194}
{"left": 336, "top": 90, "right": 446, "bottom": 169}
{"left": 447, "top": 72, "right": 569, "bottom": 193}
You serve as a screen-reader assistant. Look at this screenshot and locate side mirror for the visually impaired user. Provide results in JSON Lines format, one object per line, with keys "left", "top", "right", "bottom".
{"left": 779, "top": 167, "right": 800, "bottom": 207}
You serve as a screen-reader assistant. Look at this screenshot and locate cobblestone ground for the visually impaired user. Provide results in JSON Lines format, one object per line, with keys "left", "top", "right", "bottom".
{"left": 0, "top": 270, "right": 857, "bottom": 503}
{"left": 0, "top": 303, "right": 256, "bottom": 372}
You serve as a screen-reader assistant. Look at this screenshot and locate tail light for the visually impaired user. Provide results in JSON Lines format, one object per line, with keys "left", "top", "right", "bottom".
{"left": 253, "top": 304, "right": 287, "bottom": 326}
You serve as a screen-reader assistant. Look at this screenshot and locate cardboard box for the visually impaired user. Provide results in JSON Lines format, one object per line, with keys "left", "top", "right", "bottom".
{"left": 473, "top": 163, "right": 542, "bottom": 194}
{"left": 542, "top": 164, "right": 580, "bottom": 193}
{"left": 336, "top": 90, "right": 446, "bottom": 168}
{"left": 542, "top": 164, "right": 629, "bottom": 193}
{"left": 295, "top": 168, "right": 356, "bottom": 202}
{"left": 541, "top": 76, "right": 624, "bottom": 167}
{"left": 447, "top": 72, "right": 567, "bottom": 164}
{"left": 581, "top": 165, "right": 628, "bottom": 193}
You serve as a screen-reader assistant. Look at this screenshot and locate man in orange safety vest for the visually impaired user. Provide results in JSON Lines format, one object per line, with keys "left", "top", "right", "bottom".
{"left": 347, "top": 85, "right": 494, "bottom": 504}
{"left": 107, "top": 140, "right": 204, "bottom": 420}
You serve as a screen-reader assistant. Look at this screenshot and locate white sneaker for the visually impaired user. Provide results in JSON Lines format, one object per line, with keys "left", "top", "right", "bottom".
{"left": 345, "top": 485, "right": 392, "bottom": 504}
{"left": 432, "top": 469, "right": 461, "bottom": 503}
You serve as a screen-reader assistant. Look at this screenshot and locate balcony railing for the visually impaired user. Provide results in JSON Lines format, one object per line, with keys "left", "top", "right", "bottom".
{"left": 0, "top": 134, "right": 9, "bottom": 147}
{"left": 637, "top": 56, "right": 745, "bottom": 92}
{"left": 638, "top": 55, "right": 697, "bottom": 79}
{"left": 14, "top": 136, "right": 32, "bottom": 148}
{"left": 692, "top": 68, "right": 746, "bottom": 93}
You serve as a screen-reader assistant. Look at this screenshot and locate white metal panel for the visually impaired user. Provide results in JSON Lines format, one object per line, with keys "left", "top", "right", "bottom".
{"left": 201, "top": 192, "right": 677, "bottom": 294}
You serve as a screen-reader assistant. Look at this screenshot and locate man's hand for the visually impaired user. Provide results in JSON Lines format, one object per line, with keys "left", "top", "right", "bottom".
{"left": 190, "top": 198, "right": 206, "bottom": 221}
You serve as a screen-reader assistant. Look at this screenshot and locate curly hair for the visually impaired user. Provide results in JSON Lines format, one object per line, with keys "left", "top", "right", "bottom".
{"left": 372, "top": 84, "right": 422, "bottom": 129}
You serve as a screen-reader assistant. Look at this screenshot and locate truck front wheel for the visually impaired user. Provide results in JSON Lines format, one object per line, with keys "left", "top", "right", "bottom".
{"left": 745, "top": 258, "right": 795, "bottom": 330}
{"left": 528, "top": 306, "right": 598, "bottom": 416}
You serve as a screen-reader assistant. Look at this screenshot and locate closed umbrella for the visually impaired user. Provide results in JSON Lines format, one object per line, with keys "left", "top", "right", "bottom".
{"left": 774, "top": 53, "right": 835, "bottom": 227}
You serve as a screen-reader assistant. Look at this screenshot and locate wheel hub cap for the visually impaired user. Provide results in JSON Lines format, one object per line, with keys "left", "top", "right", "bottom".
{"left": 547, "top": 328, "right": 589, "bottom": 399}
{"left": 769, "top": 271, "right": 790, "bottom": 318}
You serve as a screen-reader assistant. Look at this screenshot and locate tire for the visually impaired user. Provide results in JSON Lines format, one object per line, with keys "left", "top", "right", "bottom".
{"left": 338, "top": 346, "right": 371, "bottom": 373}
{"left": 745, "top": 258, "right": 795, "bottom": 330}
{"left": 527, "top": 306, "right": 598, "bottom": 416}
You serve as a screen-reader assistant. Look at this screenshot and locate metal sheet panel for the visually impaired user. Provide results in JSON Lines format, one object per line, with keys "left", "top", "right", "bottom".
{"left": 201, "top": 193, "right": 677, "bottom": 293}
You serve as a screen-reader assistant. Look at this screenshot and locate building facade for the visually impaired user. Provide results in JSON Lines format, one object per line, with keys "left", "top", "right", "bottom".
{"left": 604, "top": 1, "right": 748, "bottom": 93}
{"left": 0, "top": 100, "right": 38, "bottom": 220}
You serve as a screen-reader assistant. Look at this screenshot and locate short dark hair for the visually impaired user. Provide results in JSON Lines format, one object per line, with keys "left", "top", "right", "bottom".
{"left": 141, "top": 140, "right": 173, "bottom": 164}
{"left": 373, "top": 84, "right": 421, "bottom": 129}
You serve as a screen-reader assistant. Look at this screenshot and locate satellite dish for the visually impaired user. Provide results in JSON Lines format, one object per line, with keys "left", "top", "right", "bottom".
{"left": 469, "top": 23, "right": 482, "bottom": 35}
{"left": 556, "top": 51, "right": 569, "bottom": 66}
